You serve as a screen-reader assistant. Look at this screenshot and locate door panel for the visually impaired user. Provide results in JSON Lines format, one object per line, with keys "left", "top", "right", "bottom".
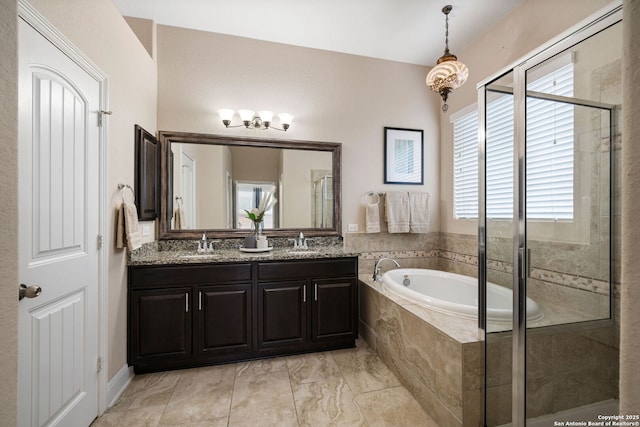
{"left": 18, "top": 18, "right": 101, "bottom": 427}
{"left": 523, "top": 22, "right": 620, "bottom": 421}
{"left": 483, "top": 70, "right": 515, "bottom": 427}
{"left": 131, "top": 289, "right": 192, "bottom": 359}
{"left": 199, "top": 284, "right": 252, "bottom": 354}
{"left": 312, "top": 278, "right": 357, "bottom": 341}
{"left": 258, "top": 281, "right": 306, "bottom": 349}
{"left": 481, "top": 12, "right": 622, "bottom": 425}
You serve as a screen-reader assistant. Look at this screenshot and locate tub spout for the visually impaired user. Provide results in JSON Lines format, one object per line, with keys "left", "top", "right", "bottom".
{"left": 373, "top": 257, "right": 400, "bottom": 282}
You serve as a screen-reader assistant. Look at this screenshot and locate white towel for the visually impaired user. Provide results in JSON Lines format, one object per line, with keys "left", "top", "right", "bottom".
{"left": 174, "top": 207, "right": 185, "bottom": 230}
{"left": 409, "top": 192, "right": 430, "bottom": 233}
{"left": 385, "top": 192, "right": 410, "bottom": 233}
{"left": 116, "top": 201, "right": 142, "bottom": 251}
{"left": 365, "top": 194, "right": 380, "bottom": 233}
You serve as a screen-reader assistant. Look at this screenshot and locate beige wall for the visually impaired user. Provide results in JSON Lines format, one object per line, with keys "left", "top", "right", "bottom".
{"left": 439, "top": 0, "right": 615, "bottom": 236}
{"left": 620, "top": 0, "right": 640, "bottom": 414}
{"left": 0, "top": 0, "right": 18, "bottom": 423}
{"left": 124, "top": 16, "right": 155, "bottom": 59}
{"left": 24, "top": 0, "right": 158, "bottom": 380}
{"left": 155, "top": 24, "right": 441, "bottom": 235}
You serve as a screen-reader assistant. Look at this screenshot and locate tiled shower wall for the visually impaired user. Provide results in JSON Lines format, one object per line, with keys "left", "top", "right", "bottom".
{"left": 346, "top": 230, "right": 620, "bottom": 327}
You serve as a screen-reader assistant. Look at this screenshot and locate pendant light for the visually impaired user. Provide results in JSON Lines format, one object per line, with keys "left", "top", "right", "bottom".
{"left": 426, "top": 5, "right": 469, "bottom": 112}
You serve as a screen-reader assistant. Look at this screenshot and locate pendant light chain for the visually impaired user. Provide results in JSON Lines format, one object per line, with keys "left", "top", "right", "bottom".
{"left": 444, "top": 9, "right": 449, "bottom": 53}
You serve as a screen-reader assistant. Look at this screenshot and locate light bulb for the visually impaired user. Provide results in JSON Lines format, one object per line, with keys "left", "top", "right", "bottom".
{"left": 279, "top": 113, "right": 293, "bottom": 126}
{"left": 217, "top": 109, "right": 235, "bottom": 127}
{"left": 238, "top": 109, "right": 255, "bottom": 122}
{"left": 258, "top": 110, "right": 274, "bottom": 123}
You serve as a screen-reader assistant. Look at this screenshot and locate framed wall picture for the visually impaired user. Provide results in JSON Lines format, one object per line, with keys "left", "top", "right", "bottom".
{"left": 135, "top": 124, "right": 159, "bottom": 220}
{"left": 384, "top": 127, "right": 424, "bottom": 185}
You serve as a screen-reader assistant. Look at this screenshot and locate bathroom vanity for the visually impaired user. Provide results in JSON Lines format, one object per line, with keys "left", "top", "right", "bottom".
{"left": 127, "top": 250, "right": 358, "bottom": 373}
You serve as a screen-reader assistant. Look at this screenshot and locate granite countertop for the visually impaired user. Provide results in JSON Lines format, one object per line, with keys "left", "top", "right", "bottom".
{"left": 128, "top": 237, "right": 358, "bottom": 266}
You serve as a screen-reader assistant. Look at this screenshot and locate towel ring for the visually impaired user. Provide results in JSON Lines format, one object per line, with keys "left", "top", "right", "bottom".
{"left": 118, "top": 183, "right": 135, "bottom": 203}
{"left": 175, "top": 196, "right": 183, "bottom": 208}
{"left": 365, "top": 192, "right": 380, "bottom": 205}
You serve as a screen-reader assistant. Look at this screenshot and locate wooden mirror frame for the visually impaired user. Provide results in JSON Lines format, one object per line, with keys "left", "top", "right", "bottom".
{"left": 158, "top": 131, "right": 342, "bottom": 239}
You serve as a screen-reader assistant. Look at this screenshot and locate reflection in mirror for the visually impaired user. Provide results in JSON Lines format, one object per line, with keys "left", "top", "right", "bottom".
{"left": 159, "top": 132, "right": 342, "bottom": 239}
{"left": 236, "top": 183, "right": 277, "bottom": 229}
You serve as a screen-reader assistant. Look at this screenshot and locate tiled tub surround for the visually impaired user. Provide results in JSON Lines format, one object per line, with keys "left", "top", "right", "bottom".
{"left": 358, "top": 275, "right": 482, "bottom": 427}
{"left": 359, "top": 274, "right": 618, "bottom": 427}
{"left": 354, "top": 231, "right": 619, "bottom": 425}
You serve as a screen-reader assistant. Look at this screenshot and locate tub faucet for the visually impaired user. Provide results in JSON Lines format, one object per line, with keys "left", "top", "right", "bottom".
{"left": 373, "top": 257, "right": 400, "bottom": 282}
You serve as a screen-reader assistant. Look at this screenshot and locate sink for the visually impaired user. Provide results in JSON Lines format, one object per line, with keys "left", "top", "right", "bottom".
{"left": 179, "top": 253, "right": 220, "bottom": 259}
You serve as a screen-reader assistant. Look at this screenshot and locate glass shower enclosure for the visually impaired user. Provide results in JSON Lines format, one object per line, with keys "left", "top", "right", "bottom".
{"left": 479, "top": 5, "right": 621, "bottom": 425}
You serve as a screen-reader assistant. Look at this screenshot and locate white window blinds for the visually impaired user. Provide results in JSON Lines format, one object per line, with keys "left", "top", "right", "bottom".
{"left": 453, "top": 108, "right": 478, "bottom": 219}
{"left": 452, "top": 61, "right": 574, "bottom": 220}
{"left": 525, "top": 63, "right": 575, "bottom": 220}
{"left": 485, "top": 93, "right": 515, "bottom": 219}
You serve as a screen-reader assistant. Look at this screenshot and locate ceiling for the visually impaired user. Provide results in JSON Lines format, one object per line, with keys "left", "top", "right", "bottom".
{"left": 112, "top": 0, "right": 525, "bottom": 66}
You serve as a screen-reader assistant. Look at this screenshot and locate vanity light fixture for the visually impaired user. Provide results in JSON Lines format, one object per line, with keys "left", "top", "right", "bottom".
{"left": 218, "top": 109, "right": 293, "bottom": 131}
{"left": 425, "top": 5, "right": 469, "bottom": 112}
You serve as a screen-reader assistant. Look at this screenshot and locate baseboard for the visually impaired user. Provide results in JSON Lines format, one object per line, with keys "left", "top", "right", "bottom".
{"left": 106, "top": 364, "right": 134, "bottom": 408}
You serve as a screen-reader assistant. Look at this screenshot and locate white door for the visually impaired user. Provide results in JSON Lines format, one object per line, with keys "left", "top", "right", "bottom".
{"left": 181, "top": 151, "right": 196, "bottom": 229}
{"left": 18, "top": 18, "right": 101, "bottom": 427}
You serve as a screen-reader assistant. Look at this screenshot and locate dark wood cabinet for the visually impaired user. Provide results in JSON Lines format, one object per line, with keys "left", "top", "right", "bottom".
{"left": 312, "top": 278, "right": 358, "bottom": 342}
{"left": 128, "top": 256, "right": 357, "bottom": 373}
{"left": 255, "top": 258, "right": 358, "bottom": 356}
{"left": 198, "top": 284, "right": 252, "bottom": 356}
{"left": 129, "top": 287, "right": 192, "bottom": 366}
{"left": 258, "top": 281, "right": 307, "bottom": 350}
{"left": 134, "top": 125, "right": 159, "bottom": 220}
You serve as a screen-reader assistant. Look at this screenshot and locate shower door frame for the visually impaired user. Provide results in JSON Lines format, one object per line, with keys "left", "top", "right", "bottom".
{"left": 478, "top": 3, "right": 622, "bottom": 425}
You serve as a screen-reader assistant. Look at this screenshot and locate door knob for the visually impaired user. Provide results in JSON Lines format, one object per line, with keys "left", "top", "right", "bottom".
{"left": 19, "top": 284, "right": 42, "bottom": 301}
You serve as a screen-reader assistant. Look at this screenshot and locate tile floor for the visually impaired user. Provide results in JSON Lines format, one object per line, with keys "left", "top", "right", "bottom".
{"left": 92, "top": 339, "right": 438, "bottom": 427}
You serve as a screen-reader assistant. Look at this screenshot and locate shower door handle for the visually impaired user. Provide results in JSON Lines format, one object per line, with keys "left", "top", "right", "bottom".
{"left": 518, "top": 248, "right": 526, "bottom": 280}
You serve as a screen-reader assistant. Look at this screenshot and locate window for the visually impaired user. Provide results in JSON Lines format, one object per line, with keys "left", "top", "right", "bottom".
{"left": 525, "top": 63, "right": 575, "bottom": 220}
{"left": 452, "top": 60, "right": 574, "bottom": 220}
{"left": 453, "top": 108, "right": 478, "bottom": 219}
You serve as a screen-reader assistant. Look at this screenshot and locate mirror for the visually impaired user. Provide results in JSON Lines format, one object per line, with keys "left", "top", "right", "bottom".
{"left": 158, "top": 131, "right": 342, "bottom": 239}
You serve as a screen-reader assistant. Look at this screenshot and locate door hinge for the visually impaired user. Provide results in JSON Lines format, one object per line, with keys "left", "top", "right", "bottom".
{"left": 97, "top": 234, "right": 103, "bottom": 249}
{"left": 98, "top": 110, "right": 112, "bottom": 127}
{"left": 97, "top": 356, "right": 103, "bottom": 373}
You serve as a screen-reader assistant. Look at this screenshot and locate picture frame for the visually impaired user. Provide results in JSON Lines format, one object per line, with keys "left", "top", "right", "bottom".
{"left": 384, "top": 127, "right": 424, "bottom": 185}
{"left": 134, "top": 124, "right": 159, "bottom": 220}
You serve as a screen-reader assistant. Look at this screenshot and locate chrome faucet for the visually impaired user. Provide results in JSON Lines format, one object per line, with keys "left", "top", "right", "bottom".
{"left": 198, "top": 232, "right": 217, "bottom": 252}
{"left": 291, "top": 232, "right": 308, "bottom": 249}
{"left": 373, "top": 257, "right": 400, "bottom": 282}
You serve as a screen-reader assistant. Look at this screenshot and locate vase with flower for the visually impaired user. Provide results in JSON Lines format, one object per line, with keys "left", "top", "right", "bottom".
{"left": 243, "top": 192, "right": 276, "bottom": 249}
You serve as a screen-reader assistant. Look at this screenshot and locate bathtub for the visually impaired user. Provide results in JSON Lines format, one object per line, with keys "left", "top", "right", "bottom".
{"left": 381, "top": 268, "right": 543, "bottom": 323}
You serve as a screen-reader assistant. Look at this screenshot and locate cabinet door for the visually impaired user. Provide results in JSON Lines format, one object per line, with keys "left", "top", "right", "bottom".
{"left": 129, "top": 288, "right": 191, "bottom": 364}
{"left": 312, "top": 278, "right": 358, "bottom": 342}
{"left": 134, "top": 125, "right": 159, "bottom": 220}
{"left": 198, "top": 284, "right": 252, "bottom": 356}
{"left": 258, "top": 281, "right": 307, "bottom": 349}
